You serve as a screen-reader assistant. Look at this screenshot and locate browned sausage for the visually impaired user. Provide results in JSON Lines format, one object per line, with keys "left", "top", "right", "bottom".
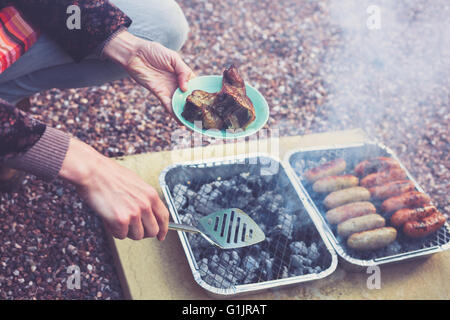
{"left": 304, "top": 158, "right": 346, "bottom": 183}
{"left": 347, "top": 227, "right": 397, "bottom": 250}
{"left": 323, "top": 187, "right": 371, "bottom": 209}
{"left": 369, "top": 180, "right": 415, "bottom": 200}
{"left": 390, "top": 206, "right": 439, "bottom": 227}
{"left": 326, "top": 201, "right": 376, "bottom": 224}
{"left": 360, "top": 168, "right": 407, "bottom": 188}
{"left": 337, "top": 214, "right": 386, "bottom": 238}
{"left": 381, "top": 191, "right": 431, "bottom": 213}
{"left": 312, "top": 175, "right": 359, "bottom": 193}
{"left": 403, "top": 212, "right": 446, "bottom": 238}
{"left": 354, "top": 157, "right": 401, "bottom": 177}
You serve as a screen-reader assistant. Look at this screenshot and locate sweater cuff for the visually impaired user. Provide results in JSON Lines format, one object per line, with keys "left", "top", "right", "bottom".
{"left": 97, "top": 26, "right": 128, "bottom": 60}
{"left": 5, "top": 127, "right": 70, "bottom": 181}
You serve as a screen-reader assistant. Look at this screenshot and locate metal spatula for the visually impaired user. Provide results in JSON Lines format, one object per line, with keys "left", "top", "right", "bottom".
{"left": 169, "top": 208, "right": 265, "bottom": 249}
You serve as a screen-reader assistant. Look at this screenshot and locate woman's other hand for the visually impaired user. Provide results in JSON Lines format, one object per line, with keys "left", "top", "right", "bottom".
{"left": 103, "top": 31, "right": 195, "bottom": 117}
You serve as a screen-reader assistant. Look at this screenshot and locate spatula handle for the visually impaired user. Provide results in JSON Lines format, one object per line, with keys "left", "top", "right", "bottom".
{"left": 168, "top": 222, "right": 201, "bottom": 234}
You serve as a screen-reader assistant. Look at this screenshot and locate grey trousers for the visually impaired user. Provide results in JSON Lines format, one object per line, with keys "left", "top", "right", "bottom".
{"left": 0, "top": 0, "right": 189, "bottom": 104}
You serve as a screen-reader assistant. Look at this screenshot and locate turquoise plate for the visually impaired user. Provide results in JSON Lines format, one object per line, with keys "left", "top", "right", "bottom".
{"left": 172, "top": 75, "right": 269, "bottom": 139}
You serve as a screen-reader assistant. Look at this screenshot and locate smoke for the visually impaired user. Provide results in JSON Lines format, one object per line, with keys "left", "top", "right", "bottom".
{"left": 319, "top": 0, "right": 450, "bottom": 138}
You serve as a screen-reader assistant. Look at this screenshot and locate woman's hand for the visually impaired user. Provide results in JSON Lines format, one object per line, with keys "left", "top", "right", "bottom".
{"left": 59, "top": 138, "right": 169, "bottom": 241}
{"left": 103, "top": 30, "right": 195, "bottom": 117}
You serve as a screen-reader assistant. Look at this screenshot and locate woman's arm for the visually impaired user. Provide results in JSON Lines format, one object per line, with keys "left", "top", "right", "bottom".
{"left": 12, "top": 0, "right": 132, "bottom": 61}
{"left": 0, "top": 99, "right": 169, "bottom": 241}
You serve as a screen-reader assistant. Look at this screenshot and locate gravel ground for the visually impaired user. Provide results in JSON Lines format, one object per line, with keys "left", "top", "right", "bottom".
{"left": 0, "top": 0, "right": 448, "bottom": 299}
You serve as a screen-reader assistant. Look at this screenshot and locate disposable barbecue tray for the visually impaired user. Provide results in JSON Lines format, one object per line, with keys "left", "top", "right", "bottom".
{"left": 284, "top": 142, "right": 450, "bottom": 270}
{"left": 159, "top": 154, "right": 337, "bottom": 297}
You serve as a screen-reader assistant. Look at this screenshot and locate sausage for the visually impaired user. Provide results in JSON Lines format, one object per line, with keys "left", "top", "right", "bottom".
{"left": 354, "top": 157, "right": 401, "bottom": 177}
{"left": 360, "top": 168, "right": 407, "bottom": 188}
{"left": 326, "top": 201, "right": 376, "bottom": 224}
{"left": 403, "top": 212, "right": 446, "bottom": 238}
{"left": 368, "top": 180, "right": 415, "bottom": 200}
{"left": 312, "top": 175, "right": 359, "bottom": 193}
{"left": 381, "top": 191, "right": 431, "bottom": 213}
{"left": 323, "top": 187, "right": 371, "bottom": 209}
{"left": 347, "top": 227, "right": 397, "bottom": 251}
{"left": 390, "top": 206, "right": 439, "bottom": 227}
{"left": 337, "top": 214, "right": 386, "bottom": 238}
{"left": 304, "top": 158, "right": 346, "bottom": 183}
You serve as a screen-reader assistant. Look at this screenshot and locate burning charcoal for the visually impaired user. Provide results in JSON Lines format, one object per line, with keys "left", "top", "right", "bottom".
{"left": 185, "top": 189, "right": 197, "bottom": 202}
{"left": 273, "top": 194, "right": 284, "bottom": 205}
{"left": 193, "top": 250, "right": 201, "bottom": 262}
{"left": 222, "top": 266, "right": 239, "bottom": 285}
{"left": 211, "top": 180, "right": 223, "bottom": 189}
{"left": 197, "top": 258, "right": 209, "bottom": 277}
{"left": 307, "top": 243, "right": 320, "bottom": 262}
{"left": 314, "top": 266, "right": 322, "bottom": 273}
{"left": 293, "top": 213, "right": 314, "bottom": 232}
{"left": 305, "top": 267, "right": 315, "bottom": 274}
{"left": 232, "top": 267, "right": 246, "bottom": 282}
{"left": 260, "top": 251, "right": 270, "bottom": 261}
{"left": 239, "top": 184, "right": 253, "bottom": 196}
{"left": 180, "top": 213, "right": 194, "bottom": 226}
{"left": 280, "top": 266, "right": 289, "bottom": 279}
{"left": 215, "top": 264, "right": 228, "bottom": 279}
{"left": 230, "top": 250, "right": 241, "bottom": 266}
{"left": 219, "top": 251, "right": 240, "bottom": 267}
{"left": 289, "top": 241, "right": 308, "bottom": 256}
{"left": 239, "top": 172, "right": 251, "bottom": 182}
{"left": 241, "top": 256, "right": 259, "bottom": 273}
{"left": 384, "top": 241, "right": 402, "bottom": 256}
{"left": 218, "top": 179, "right": 235, "bottom": 193}
{"left": 263, "top": 258, "right": 274, "bottom": 280}
{"left": 269, "top": 212, "right": 294, "bottom": 239}
{"left": 257, "top": 192, "right": 272, "bottom": 206}
{"left": 246, "top": 175, "right": 263, "bottom": 191}
{"left": 235, "top": 196, "right": 252, "bottom": 209}
{"left": 290, "top": 255, "right": 312, "bottom": 269}
{"left": 184, "top": 205, "right": 197, "bottom": 216}
{"left": 202, "top": 246, "right": 217, "bottom": 259}
{"left": 174, "top": 195, "right": 186, "bottom": 210}
{"left": 188, "top": 234, "right": 211, "bottom": 251}
{"left": 208, "top": 254, "right": 220, "bottom": 273}
{"left": 173, "top": 184, "right": 188, "bottom": 196}
{"left": 193, "top": 184, "right": 223, "bottom": 214}
{"left": 204, "top": 273, "right": 233, "bottom": 289}
{"left": 172, "top": 184, "right": 188, "bottom": 210}
{"left": 248, "top": 244, "right": 261, "bottom": 257}
{"left": 267, "top": 201, "right": 280, "bottom": 214}
{"left": 243, "top": 274, "right": 255, "bottom": 284}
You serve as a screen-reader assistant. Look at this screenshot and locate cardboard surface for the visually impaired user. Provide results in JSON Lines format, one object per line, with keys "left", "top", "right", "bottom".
{"left": 110, "top": 129, "right": 450, "bottom": 300}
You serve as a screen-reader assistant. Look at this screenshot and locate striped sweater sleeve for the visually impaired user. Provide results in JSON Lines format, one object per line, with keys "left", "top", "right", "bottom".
{"left": 0, "top": 99, "right": 70, "bottom": 180}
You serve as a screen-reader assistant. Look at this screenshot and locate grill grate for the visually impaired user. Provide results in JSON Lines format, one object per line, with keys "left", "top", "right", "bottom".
{"left": 288, "top": 143, "right": 450, "bottom": 263}
{"left": 165, "top": 156, "right": 334, "bottom": 290}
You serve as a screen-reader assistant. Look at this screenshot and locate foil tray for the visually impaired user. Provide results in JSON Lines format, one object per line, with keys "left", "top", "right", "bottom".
{"left": 159, "top": 154, "right": 338, "bottom": 297}
{"left": 284, "top": 142, "right": 450, "bottom": 270}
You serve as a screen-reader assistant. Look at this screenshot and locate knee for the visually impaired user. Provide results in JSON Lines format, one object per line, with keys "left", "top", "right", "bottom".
{"left": 159, "top": 2, "right": 190, "bottom": 51}
{"left": 121, "top": 0, "right": 190, "bottom": 51}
